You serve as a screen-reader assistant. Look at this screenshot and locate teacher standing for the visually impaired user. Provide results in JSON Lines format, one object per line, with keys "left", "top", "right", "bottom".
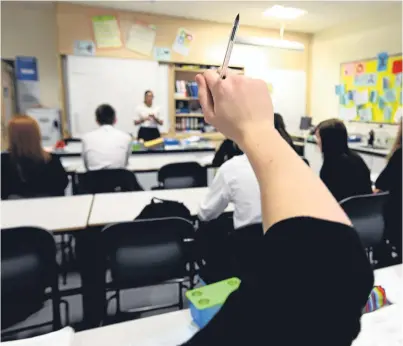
{"left": 134, "top": 90, "right": 163, "bottom": 142}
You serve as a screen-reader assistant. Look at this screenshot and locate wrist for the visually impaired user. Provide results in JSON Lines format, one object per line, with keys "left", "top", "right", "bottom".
{"left": 238, "top": 122, "right": 277, "bottom": 152}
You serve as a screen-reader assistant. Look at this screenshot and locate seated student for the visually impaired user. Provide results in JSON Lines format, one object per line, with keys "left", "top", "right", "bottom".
{"left": 316, "top": 119, "right": 372, "bottom": 201}
{"left": 82, "top": 104, "right": 132, "bottom": 171}
{"left": 1, "top": 115, "right": 68, "bottom": 199}
{"left": 198, "top": 114, "right": 297, "bottom": 229}
{"left": 212, "top": 139, "right": 243, "bottom": 167}
{"left": 182, "top": 69, "right": 373, "bottom": 346}
{"left": 375, "top": 120, "right": 402, "bottom": 260}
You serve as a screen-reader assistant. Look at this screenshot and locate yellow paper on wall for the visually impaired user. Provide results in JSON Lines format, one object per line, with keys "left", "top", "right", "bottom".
{"left": 92, "top": 15, "right": 122, "bottom": 49}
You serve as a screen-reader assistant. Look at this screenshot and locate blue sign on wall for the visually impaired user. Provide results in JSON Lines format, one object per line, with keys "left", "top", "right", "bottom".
{"left": 15, "top": 56, "right": 39, "bottom": 81}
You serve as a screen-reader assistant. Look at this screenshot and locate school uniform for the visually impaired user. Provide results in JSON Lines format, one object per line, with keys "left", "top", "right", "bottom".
{"left": 198, "top": 154, "right": 261, "bottom": 229}
{"left": 135, "top": 103, "right": 162, "bottom": 141}
{"left": 82, "top": 125, "right": 132, "bottom": 171}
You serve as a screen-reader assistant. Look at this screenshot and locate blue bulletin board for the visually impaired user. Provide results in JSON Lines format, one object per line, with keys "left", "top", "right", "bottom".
{"left": 337, "top": 53, "right": 402, "bottom": 123}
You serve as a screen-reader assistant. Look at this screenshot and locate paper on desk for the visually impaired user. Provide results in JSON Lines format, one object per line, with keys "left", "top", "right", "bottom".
{"left": 375, "top": 268, "right": 402, "bottom": 305}
{"left": 353, "top": 304, "right": 402, "bottom": 346}
{"left": 139, "top": 322, "right": 198, "bottom": 346}
{"left": 2, "top": 327, "right": 74, "bottom": 346}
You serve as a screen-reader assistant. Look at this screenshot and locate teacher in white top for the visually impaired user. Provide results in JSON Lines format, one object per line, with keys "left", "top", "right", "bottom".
{"left": 134, "top": 90, "right": 163, "bottom": 142}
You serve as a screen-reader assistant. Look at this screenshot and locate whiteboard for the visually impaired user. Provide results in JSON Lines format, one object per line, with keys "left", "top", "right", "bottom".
{"left": 231, "top": 44, "right": 307, "bottom": 135}
{"left": 64, "top": 56, "right": 169, "bottom": 137}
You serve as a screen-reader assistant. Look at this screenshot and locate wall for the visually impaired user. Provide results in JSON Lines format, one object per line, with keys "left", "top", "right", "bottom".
{"left": 1, "top": 1, "right": 60, "bottom": 109}
{"left": 310, "top": 8, "right": 402, "bottom": 136}
{"left": 56, "top": 3, "right": 310, "bottom": 71}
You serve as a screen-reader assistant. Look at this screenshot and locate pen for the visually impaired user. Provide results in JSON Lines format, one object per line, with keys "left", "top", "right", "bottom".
{"left": 220, "top": 13, "right": 240, "bottom": 79}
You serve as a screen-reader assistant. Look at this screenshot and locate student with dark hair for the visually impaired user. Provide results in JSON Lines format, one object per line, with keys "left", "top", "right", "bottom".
{"left": 134, "top": 90, "right": 163, "bottom": 141}
{"left": 1, "top": 115, "right": 68, "bottom": 199}
{"left": 212, "top": 139, "right": 243, "bottom": 167}
{"left": 315, "top": 118, "right": 372, "bottom": 201}
{"left": 274, "top": 112, "right": 295, "bottom": 150}
{"left": 375, "top": 120, "right": 402, "bottom": 261}
{"left": 82, "top": 104, "right": 132, "bottom": 170}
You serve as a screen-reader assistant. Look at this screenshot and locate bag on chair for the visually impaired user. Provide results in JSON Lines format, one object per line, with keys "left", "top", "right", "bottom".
{"left": 135, "top": 197, "right": 192, "bottom": 221}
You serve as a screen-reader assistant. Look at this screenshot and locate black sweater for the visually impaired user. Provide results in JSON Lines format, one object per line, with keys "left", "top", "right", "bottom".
{"left": 320, "top": 151, "right": 373, "bottom": 201}
{"left": 182, "top": 217, "right": 373, "bottom": 346}
{"left": 1, "top": 153, "right": 68, "bottom": 200}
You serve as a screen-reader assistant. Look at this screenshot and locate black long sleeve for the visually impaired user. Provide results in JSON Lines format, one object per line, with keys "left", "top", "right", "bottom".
{"left": 376, "top": 148, "right": 402, "bottom": 192}
{"left": 182, "top": 217, "right": 373, "bottom": 346}
{"left": 46, "top": 155, "right": 69, "bottom": 195}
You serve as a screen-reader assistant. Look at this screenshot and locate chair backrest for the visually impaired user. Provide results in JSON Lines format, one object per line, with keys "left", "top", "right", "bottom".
{"left": 1, "top": 227, "right": 57, "bottom": 329}
{"left": 102, "top": 218, "right": 194, "bottom": 288}
{"left": 339, "top": 192, "right": 389, "bottom": 249}
{"left": 302, "top": 157, "right": 310, "bottom": 166}
{"left": 158, "top": 162, "right": 207, "bottom": 189}
{"left": 64, "top": 138, "right": 82, "bottom": 144}
{"left": 79, "top": 169, "right": 143, "bottom": 194}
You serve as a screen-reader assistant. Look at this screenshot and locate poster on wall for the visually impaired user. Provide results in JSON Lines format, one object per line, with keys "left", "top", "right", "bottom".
{"left": 154, "top": 47, "right": 171, "bottom": 61}
{"left": 126, "top": 22, "right": 156, "bottom": 56}
{"left": 74, "top": 40, "right": 96, "bottom": 56}
{"left": 92, "top": 15, "right": 122, "bottom": 48}
{"left": 15, "top": 56, "right": 40, "bottom": 113}
{"left": 172, "top": 28, "right": 194, "bottom": 56}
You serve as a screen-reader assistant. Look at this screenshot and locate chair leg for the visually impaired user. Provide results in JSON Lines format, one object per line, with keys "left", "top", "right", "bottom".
{"left": 115, "top": 290, "right": 121, "bottom": 315}
{"left": 52, "top": 277, "right": 62, "bottom": 330}
{"left": 178, "top": 282, "right": 184, "bottom": 310}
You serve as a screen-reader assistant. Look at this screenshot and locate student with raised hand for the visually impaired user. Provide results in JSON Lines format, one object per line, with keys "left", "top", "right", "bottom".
{"left": 1, "top": 115, "right": 68, "bottom": 199}
{"left": 375, "top": 120, "right": 402, "bottom": 260}
{"left": 315, "top": 119, "right": 372, "bottom": 201}
{"left": 182, "top": 70, "right": 373, "bottom": 346}
{"left": 82, "top": 104, "right": 132, "bottom": 171}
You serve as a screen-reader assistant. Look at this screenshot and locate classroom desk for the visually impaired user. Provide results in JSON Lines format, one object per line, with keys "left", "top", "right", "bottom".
{"left": 73, "top": 265, "right": 402, "bottom": 346}
{"left": 0, "top": 195, "right": 94, "bottom": 232}
{"left": 88, "top": 187, "right": 234, "bottom": 227}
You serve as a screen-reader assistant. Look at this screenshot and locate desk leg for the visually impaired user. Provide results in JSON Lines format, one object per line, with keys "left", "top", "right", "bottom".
{"left": 75, "top": 227, "right": 105, "bottom": 329}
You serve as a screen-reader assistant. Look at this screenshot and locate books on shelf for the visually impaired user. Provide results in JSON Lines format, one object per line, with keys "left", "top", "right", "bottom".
{"left": 175, "top": 80, "right": 199, "bottom": 98}
{"left": 176, "top": 117, "right": 204, "bottom": 131}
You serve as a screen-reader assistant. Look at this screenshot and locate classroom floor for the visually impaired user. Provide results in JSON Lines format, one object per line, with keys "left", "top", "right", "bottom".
{"left": 3, "top": 240, "right": 192, "bottom": 341}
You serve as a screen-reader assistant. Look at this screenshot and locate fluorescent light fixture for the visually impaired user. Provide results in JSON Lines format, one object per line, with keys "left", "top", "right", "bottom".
{"left": 236, "top": 36, "right": 305, "bottom": 51}
{"left": 263, "top": 5, "right": 307, "bottom": 20}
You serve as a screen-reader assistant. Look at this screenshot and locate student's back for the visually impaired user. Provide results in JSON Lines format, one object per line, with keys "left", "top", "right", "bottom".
{"left": 82, "top": 104, "right": 132, "bottom": 171}
{"left": 320, "top": 151, "right": 372, "bottom": 201}
{"left": 1, "top": 115, "right": 68, "bottom": 200}
{"left": 316, "top": 119, "right": 372, "bottom": 201}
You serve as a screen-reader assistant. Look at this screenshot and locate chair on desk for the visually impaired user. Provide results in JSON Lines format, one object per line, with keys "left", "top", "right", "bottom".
{"left": 340, "top": 192, "right": 389, "bottom": 266}
{"left": 1, "top": 227, "right": 68, "bottom": 340}
{"left": 78, "top": 169, "right": 143, "bottom": 194}
{"left": 101, "top": 217, "right": 195, "bottom": 323}
{"left": 153, "top": 162, "right": 207, "bottom": 190}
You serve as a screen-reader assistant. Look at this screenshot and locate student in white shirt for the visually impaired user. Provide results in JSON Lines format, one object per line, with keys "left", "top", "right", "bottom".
{"left": 82, "top": 104, "right": 132, "bottom": 171}
{"left": 198, "top": 153, "right": 261, "bottom": 230}
{"left": 134, "top": 90, "right": 163, "bottom": 141}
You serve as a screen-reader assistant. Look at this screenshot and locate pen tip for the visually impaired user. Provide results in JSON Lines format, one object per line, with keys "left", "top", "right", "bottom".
{"left": 236, "top": 13, "right": 240, "bottom": 20}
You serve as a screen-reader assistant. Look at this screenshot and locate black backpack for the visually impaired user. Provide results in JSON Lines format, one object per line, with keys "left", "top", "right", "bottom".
{"left": 135, "top": 198, "right": 192, "bottom": 221}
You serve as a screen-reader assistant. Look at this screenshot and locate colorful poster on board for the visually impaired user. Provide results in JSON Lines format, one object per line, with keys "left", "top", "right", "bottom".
{"left": 355, "top": 62, "right": 365, "bottom": 75}
{"left": 377, "top": 52, "right": 389, "bottom": 72}
{"left": 392, "top": 60, "right": 402, "bottom": 74}
{"left": 125, "top": 22, "right": 156, "bottom": 56}
{"left": 343, "top": 63, "right": 354, "bottom": 77}
{"left": 354, "top": 73, "right": 377, "bottom": 87}
{"left": 172, "top": 28, "right": 194, "bottom": 56}
{"left": 74, "top": 40, "right": 96, "bottom": 56}
{"left": 92, "top": 15, "right": 122, "bottom": 48}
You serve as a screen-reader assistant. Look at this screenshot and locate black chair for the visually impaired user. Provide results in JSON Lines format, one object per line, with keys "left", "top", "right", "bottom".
{"left": 1, "top": 227, "right": 66, "bottom": 339}
{"left": 63, "top": 138, "right": 82, "bottom": 144}
{"left": 78, "top": 169, "right": 143, "bottom": 194}
{"left": 340, "top": 192, "right": 389, "bottom": 264}
{"left": 302, "top": 157, "right": 310, "bottom": 166}
{"left": 101, "top": 217, "right": 195, "bottom": 322}
{"left": 153, "top": 162, "right": 207, "bottom": 190}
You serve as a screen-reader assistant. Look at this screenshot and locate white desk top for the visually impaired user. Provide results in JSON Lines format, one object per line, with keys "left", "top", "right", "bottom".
{"left": 73, "top": 265, "right": 402, "bottom": 346}
{"left": 62, "top": 152, "right": 215, "bottom": 173}
{"left": 88, "top": 187, "right": 233, "bottom": 226}
{"left": 74, "top": 309, "right": 196, "bottom": 346}
{"left": 1, "top": 195, "right": 94, "bottom": 232}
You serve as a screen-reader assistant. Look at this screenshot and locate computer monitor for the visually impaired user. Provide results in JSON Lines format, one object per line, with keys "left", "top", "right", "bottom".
{"left": 299, "top": 116, "right": 312, "bottom": 131}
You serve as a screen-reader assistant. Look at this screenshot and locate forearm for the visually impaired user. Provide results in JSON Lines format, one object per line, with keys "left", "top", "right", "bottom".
{"left": 134, "top": 119, "right": 144, "bottom": 125}
{"left": 241, "top": 126, "right": 351, "bottom": 231}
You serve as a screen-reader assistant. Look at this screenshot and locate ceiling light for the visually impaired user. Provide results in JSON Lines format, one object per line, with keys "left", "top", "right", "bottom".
{"left": 236, "top": 36, "right": 305, "bottom": 51}
{"left": 263, "top": 5, "right": 307, "bottom": 20}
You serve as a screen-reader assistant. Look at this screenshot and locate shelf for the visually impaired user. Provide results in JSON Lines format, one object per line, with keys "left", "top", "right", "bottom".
{"left": 174, "top": 68, "right": 208, "bottom": 73}
{"left": 174, "top": 132, "right": 225, "bottom": 141}
{"left": 175, "top": 113, "right": 204, "bottom": 117}
{"left": 174, "top": 96, "right": 199, "bottom": 101}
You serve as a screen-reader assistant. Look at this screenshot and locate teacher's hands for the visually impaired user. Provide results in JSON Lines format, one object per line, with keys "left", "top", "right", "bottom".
{"left": 195, "top": 70, "right": 274, "bottom": 146}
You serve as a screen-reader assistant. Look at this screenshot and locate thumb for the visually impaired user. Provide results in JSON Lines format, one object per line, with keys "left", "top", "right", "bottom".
{"left": 196, "top": 74, "right": 215, "bottom": 123}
